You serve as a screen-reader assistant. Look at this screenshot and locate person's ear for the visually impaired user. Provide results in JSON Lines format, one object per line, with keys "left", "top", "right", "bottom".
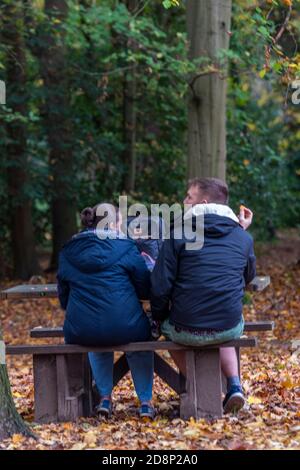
{"left": 201, "top": 199, "right": 208, "bottom": 204}
{"left": 109, "top": 221, "right": 115, "bottom": 230}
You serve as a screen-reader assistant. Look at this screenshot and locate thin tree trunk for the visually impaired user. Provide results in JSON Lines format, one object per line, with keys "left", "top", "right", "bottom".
{"left": 38, "top": 0, "right": 77, "bottom": 269}
{"left": 2, "top": 0, "right": 40, "bottom": 280}
{"left": 122, "top": 0, "right": 137, "bottom": 193}
{"left": 186, "top": 0, "right": 232, "bottom": 180}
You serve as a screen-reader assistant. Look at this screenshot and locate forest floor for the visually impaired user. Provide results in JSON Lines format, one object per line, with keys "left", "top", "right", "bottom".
{"left": 0, "top": 229, "right": 300, "bottom": 450}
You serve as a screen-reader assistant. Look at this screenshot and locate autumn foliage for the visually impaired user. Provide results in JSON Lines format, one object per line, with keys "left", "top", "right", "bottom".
{"left": 0, "top": 231, "right": 299, "bottom": 450}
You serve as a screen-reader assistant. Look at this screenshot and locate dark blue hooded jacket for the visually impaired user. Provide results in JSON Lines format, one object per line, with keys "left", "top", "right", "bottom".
{"left": 150, "top": 209, "right": 256, "bottom": 331}
{"left": 57, "top": 230, "right": 151, "bottom": 346}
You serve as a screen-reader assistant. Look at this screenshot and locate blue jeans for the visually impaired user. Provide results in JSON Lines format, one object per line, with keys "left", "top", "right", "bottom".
{"left": 88, "top": 351, "right": 153, "bottom": 402}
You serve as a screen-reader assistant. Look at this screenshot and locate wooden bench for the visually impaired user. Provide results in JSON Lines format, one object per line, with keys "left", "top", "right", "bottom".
{"left": 7, "top": 321, "right": 274, "bottom": 423}
{"left": 7, "top": 338, "right": 258, "bottom": 423}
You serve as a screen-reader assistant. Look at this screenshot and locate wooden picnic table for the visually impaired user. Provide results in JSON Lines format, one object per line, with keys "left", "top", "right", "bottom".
{"left": 1, "top": 275, "right": 272, "bottom": 422}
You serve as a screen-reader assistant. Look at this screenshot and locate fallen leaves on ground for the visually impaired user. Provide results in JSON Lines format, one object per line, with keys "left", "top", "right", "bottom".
{"left": 0, "top": 229, "right": 299, "bottom": 450}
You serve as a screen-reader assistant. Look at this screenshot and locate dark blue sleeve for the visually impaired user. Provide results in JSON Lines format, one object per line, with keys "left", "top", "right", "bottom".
{"left": 244, "top": 238, "right": 256, "bottom": 284}
{"left": 57, "top": 275, "right": 70, "bottom": 310}
{"left": 57, "top": 253, "right": 70, "bottom": 309}
{"left": 123, "top": 245, "right": 151, "bottom": 299}
{"left": 150, "top": 238, "right": 179, "bottom": 321}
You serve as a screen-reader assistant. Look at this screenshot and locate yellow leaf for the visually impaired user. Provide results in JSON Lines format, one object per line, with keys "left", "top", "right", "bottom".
{"left": 281, "top": 376, "right": 297, "bottom": 389}
{"left": 183, "top": 429, "right": 200, "bottom": 439}
{"left": 259, "top": 69, "right": 267, "bottom": 79}
{"left": 248, "top": 396, "right": 262, "bottom": 404}
{"left": 247, "top": 122, "right": 256, "bottom": 131}
{"left": 12, "top": 434, "right": 24, "bottom": 444}
{"left": 84, "top": 431, "right": 98, "bottom": 448}
{"left": 71, "top": 442, "right": 87, "bottom": 451}
{"left": 243, "top": 159, "right": 250, "bottom": 166}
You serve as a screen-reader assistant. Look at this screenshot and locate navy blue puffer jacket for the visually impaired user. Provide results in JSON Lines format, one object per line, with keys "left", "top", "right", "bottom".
{"left": 57, "top": 230, "right": 151, "bottom": 346}
{"left": 151, "top": 206, "right": 256, "bottom": 331}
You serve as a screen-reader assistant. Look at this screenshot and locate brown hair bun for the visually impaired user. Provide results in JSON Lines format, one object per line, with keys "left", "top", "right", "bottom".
{"left": 80, "top": 207, "right": 95, "bottom": 228}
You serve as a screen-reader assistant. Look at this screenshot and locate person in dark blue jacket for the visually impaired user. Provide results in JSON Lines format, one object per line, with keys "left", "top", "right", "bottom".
{"left": 57, "top": 203, "right": 154, "bottom": 419}
{"left": 151, "top": 178, "right": 256, "bottom": 414}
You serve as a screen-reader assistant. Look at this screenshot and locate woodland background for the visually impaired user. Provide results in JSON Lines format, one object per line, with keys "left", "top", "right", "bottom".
{"left": 0, "top": 0, "right": 299, "bottom": 279}
{"left": 0, "top": 0, "right": 300, "bottom": 450}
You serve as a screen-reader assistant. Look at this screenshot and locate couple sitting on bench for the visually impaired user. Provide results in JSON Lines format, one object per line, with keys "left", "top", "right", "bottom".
{"left": 57, "top": 177, "right": 256, "bottom": 420}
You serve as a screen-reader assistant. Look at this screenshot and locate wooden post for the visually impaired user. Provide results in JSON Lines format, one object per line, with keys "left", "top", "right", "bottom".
{"left": 180, "top": 351, "right": 197, "bottom": 419}
{"left": 82, "top": 354, "right": 93, "bottom": 417}
{"left": 195, "top": 349, "right": 223, "bottom": 419}
{"left": 33, "top": 354, "right": 58, "bottom": 423}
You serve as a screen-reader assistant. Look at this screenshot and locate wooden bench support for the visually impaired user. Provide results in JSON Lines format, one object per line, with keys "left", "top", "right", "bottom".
{"left": 33, "top": 353, "right": 93, "bottom": 423}
{"left": 33, "top": 354, "right": 58, "bottom": 423}
{"left": 113, "top": 354, "right": 129, "bottom": 387}
{"left": 154, "top": 353, "right": 181, "bottom": 394}
{"left": 112, "top": 352, "right": 182, "bottom": 395}
{"left": 180, "top": 350, "right": 223, "bottom": 419}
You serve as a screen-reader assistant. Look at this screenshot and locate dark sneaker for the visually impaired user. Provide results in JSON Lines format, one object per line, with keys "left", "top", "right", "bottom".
{"left": 223, "top": 386, "right": 245, "bottom": 414}
{"left": 139, "top": 403, "right": 155, "bottom": 419}
{"left": 96, "top": 398, "right": 112, "bottom": 418}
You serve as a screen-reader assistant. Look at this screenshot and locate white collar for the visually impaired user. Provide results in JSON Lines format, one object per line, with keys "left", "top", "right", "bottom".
{"left": 184, "top": 203, "right": 239, "bottom": 223}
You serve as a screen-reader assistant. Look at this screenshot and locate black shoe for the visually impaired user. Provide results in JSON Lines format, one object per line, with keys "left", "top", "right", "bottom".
{"left": 223, "top": 386, "right": 245, "bottom": 414}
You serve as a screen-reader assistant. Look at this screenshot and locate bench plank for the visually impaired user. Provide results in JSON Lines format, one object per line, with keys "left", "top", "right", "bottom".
{"left": 0, "top": 284, "right": 58, "bottom": 299}
{"left": 6, "top": 338, "right": 257, "bottom": 355}
{"left": 30, "top": 321, "right": 274, "bottom": 339}
{"left": 248, "top": 276, "right": 270, "bottom": 292}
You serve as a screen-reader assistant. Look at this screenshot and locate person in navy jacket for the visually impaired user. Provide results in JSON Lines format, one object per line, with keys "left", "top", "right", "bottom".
{"left": 57, "top": 203, "right": 154, "bottom": 419}
{"left": 151, "top": 178, "right": 256, "bottom": 414}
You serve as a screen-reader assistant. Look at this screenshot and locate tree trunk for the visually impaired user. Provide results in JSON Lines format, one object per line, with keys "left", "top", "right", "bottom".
{"left": 38, "top": 0, "right": 77, "bottom": 269}
{"left": 2, "top": 1, "right": 40, "bottom": 280}
{"left": 186, "top": 0, "right": 232, "bottom": 180}
{"left": 0, "top": 330, "right": 33, "bottom": 439}
{"left": 122, "top": 0, "right": 138, "bottom": 193}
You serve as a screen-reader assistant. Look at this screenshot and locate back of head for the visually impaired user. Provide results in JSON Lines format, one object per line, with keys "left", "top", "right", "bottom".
{"left": 188, "top": 177, "right": 229, "bottom": 205}
{"left": 80, "top": 203, "right": 119, "bottom": 230}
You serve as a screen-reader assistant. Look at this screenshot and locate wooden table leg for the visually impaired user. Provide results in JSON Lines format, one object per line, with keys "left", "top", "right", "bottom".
{"left": 195, "top": 349, "right": 223, "bottom": 419}
{"left": 180, "top": 351, "right": 197, "bottom": 419}
{"left": 33, "top": 354, "right": 58, "bottom": 423}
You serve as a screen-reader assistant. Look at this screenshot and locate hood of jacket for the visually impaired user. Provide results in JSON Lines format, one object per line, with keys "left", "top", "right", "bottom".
{"left": 61, "top": 229, "right": 134, "bottom": 273}
{"left": 183, "top": 203, "right": 240, "bottom": 238}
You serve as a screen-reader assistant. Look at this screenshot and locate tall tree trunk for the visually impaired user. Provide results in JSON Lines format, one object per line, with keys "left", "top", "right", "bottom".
{"left": 122, "top": 0, "right": 137, "bottom": 193}
{"left": 39, "top": 0, "right": 77, "bottom": 269}
{"left": 186, "top": 0, "right": 232, "bottom": 180}
{"left": 0, "top": 328, "right": 33, "bottom": 439}
{"left": 2, "top": 1, "right": 40, "bottom": 280}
